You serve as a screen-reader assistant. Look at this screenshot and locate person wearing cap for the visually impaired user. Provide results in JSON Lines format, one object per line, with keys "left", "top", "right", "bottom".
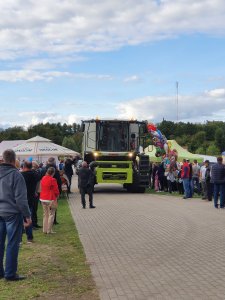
{"left": 78, "top": 161, "right": 95, "bottom": 209}
{"left": 210, "top": 157, "right": 225, "bottom": 209}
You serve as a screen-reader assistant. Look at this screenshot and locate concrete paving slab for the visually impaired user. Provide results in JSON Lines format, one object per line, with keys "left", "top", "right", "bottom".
{"left": 69, "top": 177, "right": 225, "bottom": 299}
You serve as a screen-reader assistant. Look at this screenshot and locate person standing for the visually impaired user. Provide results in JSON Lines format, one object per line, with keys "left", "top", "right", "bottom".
{"left": 210, "top": 157, "right": 225, "bottom": 209}
{"left": 167, "top": 166, "right": 176, "bottom": 193}
{"left": 78, "top": 161, "right": 95, "bottom": 209}
{"left": 181, "top": 159, "right": 191, "bottom": 199}
{"left": 192, "top": 159, "right": 200, "bottom": 195}
{"left": 205, "top": 161, "right": 213, "bottom": 201}
{"left": 200, "top": 160, "right": 208, "bottom": 200}
{"left": 64, "top": 158, "right": 74, "bottom": 193}
{"left": 21, "top": 161, "right": 39, "bottom": 243}
{"left": 0, "top": 149, "right": 31, "bottom": 281}
{"left": 187, "top": 159, "right": 193, "bottom": 198}
{"left": 41, "top": 157, "right": 61, "bottom": 225}
{"left": 158, "top": 162, "right": 165, "bottom": 192}
{"left": 40, "top": 167, "right": 60, "bottom": 234}
{"left": 31, "top": 161, "right": 42, "bottom": 229}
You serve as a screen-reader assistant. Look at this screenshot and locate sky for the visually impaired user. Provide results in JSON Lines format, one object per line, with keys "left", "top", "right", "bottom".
{"left": 1, "top": 0, "right": 225, "bottom": 128}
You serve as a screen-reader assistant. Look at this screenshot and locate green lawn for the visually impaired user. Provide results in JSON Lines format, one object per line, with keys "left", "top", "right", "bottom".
{"left": 0, "top": 197, "right": 99, "bottom": 300}
{"left": 146, "top": 188, "right": 202, "bottom": 198}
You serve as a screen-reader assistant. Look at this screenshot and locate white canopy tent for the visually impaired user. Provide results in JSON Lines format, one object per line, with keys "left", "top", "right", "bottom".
{"left": 0, "top": 140, "right": 25, "bottom": 159}
{"left": 12, "top": 135, "right": 80, "bottom": 164}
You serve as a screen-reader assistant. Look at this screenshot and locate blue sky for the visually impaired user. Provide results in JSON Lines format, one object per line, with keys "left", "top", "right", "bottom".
{"left": 0, "top": 0, "right": 225, "bottom": 128}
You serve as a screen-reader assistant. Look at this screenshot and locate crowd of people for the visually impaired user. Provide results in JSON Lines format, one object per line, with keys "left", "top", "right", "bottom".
{"left": 150, "top": 157, "right": 225, "bottom": 208}
{"left": 0, "top": 145, "right": 224, "bottom": 282}
{"left": 0, "top": 150, "right": 77, "bottom": 281}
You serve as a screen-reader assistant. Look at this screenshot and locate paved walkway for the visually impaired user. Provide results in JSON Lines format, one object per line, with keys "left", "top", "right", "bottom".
{"left": 69, "top": 179, "right": 225, "bottom": 300}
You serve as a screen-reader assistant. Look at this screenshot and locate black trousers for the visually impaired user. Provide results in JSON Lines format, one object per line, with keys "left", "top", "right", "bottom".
{"left": 80, "top": 186, "right": 93, "bottom": 208}
{"left": 32, "top": 195, "right": 39, "bottom": 227}
{"left": 66, "top": 174, "right": 73, "bottom": 192}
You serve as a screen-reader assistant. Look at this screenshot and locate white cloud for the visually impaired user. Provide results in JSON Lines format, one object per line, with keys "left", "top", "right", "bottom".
{"left": 116, "top": 88, "right": 225, "bottom": 122}
{"left": 0, "top": 69, "right": 113, "bottom": 82}
{"left": 1, "top": 87, "right": 225, "bottom": 129}
{"left": 124, "top": 75, "right": 141, "bottom": 83}
{"left": 0, "top": 0, "right": 225, "bottom": 60}
{"left": 21, "top": 56, "right": 87, "bottom": 70}
{"left": 206, "top": 88, "right": 225, "bottom": 98}
{"left": 16, "top": 111, "right": 84, "bottom": 127}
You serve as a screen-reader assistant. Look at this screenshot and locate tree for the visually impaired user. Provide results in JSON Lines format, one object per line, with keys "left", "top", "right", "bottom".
{"left": 215, "top": 128, "right": 225, "bottom": 152}
{"left": 62, "top": 136, "right": 76, "bottom": 150}
{"left": 62, "top": 133, "right": 82, "bottom": 153}
{"left": 0, "top": 126, "right": 29, "bottom": 141}
{"left": 206, "top": 144, "right": 220, "bottom": 156}
{"left": 195, "top": 146, "right": 206, "bottom": 155}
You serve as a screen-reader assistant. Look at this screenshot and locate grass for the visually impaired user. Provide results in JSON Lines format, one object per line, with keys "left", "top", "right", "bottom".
{"left": 145, "top": 188, "right": 202, "bottom": 198}
{"left": 0, "top": 197, "right": 99, "bottom": 300}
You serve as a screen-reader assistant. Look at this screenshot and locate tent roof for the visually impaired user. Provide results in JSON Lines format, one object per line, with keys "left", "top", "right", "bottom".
{"left": 12, "top": 135, "right": 80, "bottom": 157}
{"left": 145, "top": 140, "right": 203, "bottom": 163}
{"left": 0, "top": 140, "right": 26, "bottom": 156}
{"left": 26, "top": 135, "right": 51, "bottom": 142}
{"left": 198, "top": 155, "right": 217, "bottom": 163}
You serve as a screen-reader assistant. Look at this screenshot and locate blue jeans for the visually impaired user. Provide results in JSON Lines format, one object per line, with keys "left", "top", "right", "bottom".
{"left": 25, "top": 207, "right": 33, "bottom": 241}
{"left": 189, "top": 179, "right": 193, "bottom": 197}
{"left": 192, "top": 176, "right": 200, "bottom": 194}
{"left": 183, "top": 178, "right": 191, "bottom": 198}
{"left": 213, "top": 184, "right": 225, "bottom": 208}
{"left": 0, "top": 213, "right": 23, "bottom": 278}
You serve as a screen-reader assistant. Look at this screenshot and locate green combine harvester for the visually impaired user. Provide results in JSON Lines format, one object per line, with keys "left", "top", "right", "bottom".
{"left": 81, "top": 119, "right": 150, "bottom": 193}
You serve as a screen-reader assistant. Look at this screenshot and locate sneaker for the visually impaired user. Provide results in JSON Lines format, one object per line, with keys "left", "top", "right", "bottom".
{"left": 90, "top": 205, "right": 96, "bottom": 209}
{"left": 27, "top": 240, "right": 33, "bottom": 244}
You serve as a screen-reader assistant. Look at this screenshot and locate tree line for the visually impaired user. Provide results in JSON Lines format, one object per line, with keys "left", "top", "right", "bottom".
{"left": 157, "top": 120, "right": 225, "bottom": 156}
{"left": 0, "top": 120, "right": 225, "bottom": 155}
{"left": 0, "top": 123, "right": 83, "bottom": 153}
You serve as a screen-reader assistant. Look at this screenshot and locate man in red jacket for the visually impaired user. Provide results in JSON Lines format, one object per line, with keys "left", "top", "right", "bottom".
{"left": 181, "top": 159, "right": 191, "bottom": 199}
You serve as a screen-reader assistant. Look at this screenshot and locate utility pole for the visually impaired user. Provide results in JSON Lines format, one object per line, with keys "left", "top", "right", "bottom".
{"left": 176, "top": 81, "right": 179, "bottom": 122}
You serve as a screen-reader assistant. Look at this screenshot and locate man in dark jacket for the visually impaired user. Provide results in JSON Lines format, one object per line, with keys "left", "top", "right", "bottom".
{"left": 211, "top": 157, "right": 225, "bottom": 209}
{"left": 64, "top": 158, "right": 75, "bottom": 193}
{"left": 78, "top": 161, "right": 95, "bottom": 209}
{"left": 0, "top": 149, "right": 31, "bottom": 281}
{"left": 21, "top": 161, "right": 39, "bottom": 242}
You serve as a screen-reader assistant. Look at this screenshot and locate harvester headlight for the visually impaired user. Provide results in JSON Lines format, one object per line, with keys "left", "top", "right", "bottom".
{"left": 93, "top": 152, "right": 99, "bottom": 157}
{"left": 128, "top": 152, "right": 133, "bottom": 157}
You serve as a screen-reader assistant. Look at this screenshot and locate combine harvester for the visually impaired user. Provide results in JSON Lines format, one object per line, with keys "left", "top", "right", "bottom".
{"left": 81, "top": 119, "right": 150, "bottom": 193}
